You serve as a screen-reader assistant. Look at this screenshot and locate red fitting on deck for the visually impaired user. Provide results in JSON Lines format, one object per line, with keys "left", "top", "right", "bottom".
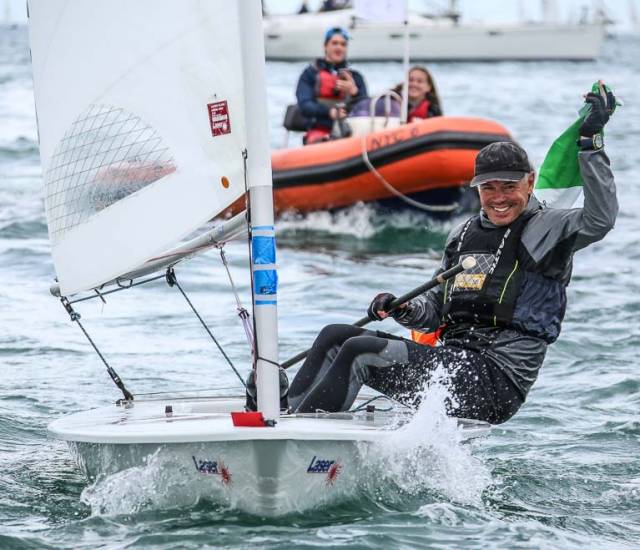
{"left": 231, "top": 411, "right": 267, "bottom": 427}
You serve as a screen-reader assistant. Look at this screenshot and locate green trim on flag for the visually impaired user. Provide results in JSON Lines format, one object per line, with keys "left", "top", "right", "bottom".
{"left": 535, "top": 118, "right": 584, "bottom": 190}
{"left": 535, "top": 82, "right": 617, "bottom": 206}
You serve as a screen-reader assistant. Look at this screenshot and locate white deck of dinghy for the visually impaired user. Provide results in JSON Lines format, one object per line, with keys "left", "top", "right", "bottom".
{"left": 48, "top": 396, "right": 490, "bottom": 444}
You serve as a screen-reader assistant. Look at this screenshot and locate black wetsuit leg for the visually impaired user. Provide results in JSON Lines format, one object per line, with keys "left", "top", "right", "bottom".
{"left": 288, "top": 324, "right": 385, "bottom": 411}
{"left": 289, "top": 324, "right": 523, "bottom": 424}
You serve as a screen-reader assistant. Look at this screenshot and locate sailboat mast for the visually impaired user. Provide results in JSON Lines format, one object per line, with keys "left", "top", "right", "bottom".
{"left": 239, "top": 1, "right": 280, "bottom": 422}
{"left": 400, "top": 0, "right": 409, "bottom": 124}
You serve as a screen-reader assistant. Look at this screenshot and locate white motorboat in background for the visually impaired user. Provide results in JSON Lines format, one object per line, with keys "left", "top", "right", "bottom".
{"left": 263, "top": 5, "right": 606, "bottom": 61}
{"left": 29, "top": 0, "right": 488, "bottom": 516}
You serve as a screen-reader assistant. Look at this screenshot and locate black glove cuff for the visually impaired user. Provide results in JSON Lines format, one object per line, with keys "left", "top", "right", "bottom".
{"left": 392, "top": 302, "right": 414, "bottom": 320}
{"left": 577, "top": 134, "right": 604, "bottom": 151}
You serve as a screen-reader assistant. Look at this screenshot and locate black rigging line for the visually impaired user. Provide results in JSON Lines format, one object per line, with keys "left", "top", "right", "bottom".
{"left": 60, "top": 297, "right": 134, "bottom": 403}
{"left": 165, "top": 268, "right": 246, "bottom": 388}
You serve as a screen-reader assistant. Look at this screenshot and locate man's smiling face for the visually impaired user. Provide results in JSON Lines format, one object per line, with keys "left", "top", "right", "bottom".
{"left": 477, "top": 173, "right": 535, "bottom": 226}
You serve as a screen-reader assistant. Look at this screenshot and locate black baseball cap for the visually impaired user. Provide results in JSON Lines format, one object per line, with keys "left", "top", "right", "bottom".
{"left": 470, "top": 141, "right": 532, "bottom": 187}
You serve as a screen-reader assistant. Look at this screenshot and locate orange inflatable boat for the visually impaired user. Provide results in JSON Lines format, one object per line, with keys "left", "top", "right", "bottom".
{"left": 270, "top": 116, "right": 512, "bottom": 214}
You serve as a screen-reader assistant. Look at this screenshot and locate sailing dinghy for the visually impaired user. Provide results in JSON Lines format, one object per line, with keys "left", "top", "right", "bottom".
{"left": 29, "top": 0, "right": 489, "bottom": 516}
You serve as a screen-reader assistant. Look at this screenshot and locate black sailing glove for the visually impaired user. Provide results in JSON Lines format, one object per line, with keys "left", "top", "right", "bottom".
{"left": 367, "top": 292, "right": 396, "bottom": 321}
{"left": 579, "top": 90, "right": 616, "bottom": 137}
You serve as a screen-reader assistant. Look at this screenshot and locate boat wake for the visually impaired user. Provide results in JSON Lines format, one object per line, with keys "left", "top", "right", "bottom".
{"left": 279, "top": 202, "right": 380, "bottom": 239}
{"left": 277, "top": 202, "right": 467, "bottom": 255}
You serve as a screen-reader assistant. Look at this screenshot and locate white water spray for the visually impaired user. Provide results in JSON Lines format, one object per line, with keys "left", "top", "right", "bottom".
{"left": 80, "top": 449, "right": 212, "bottom": 515}
{"left": 364, "top": 364, "right": 491, "bottom": 506}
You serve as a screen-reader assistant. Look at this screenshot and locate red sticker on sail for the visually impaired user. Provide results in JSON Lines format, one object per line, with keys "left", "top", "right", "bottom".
{"left": 208, "top": 100, "right": 231, "bottom": 137}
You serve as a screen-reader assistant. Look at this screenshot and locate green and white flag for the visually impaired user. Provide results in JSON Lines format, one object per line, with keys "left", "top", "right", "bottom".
{"left": 534, "top": 82, "right": 616, "bottom": 209}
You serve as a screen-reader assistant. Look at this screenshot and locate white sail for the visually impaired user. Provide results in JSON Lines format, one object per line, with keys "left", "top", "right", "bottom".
{"left": 28, "top": 0, "right": 248, "bottom": 296}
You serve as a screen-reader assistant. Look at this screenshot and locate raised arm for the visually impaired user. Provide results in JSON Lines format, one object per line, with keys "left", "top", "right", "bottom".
{"left": 572, "top": 149, "right": 618, "bottom": 251}
{"left": 525, "top": 87, "right": 618, "bottom": 261}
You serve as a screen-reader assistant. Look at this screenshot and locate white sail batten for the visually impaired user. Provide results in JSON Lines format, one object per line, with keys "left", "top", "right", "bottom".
{"left": 239, "top": 2, "right": 280, "bottom": 422}
{"left": 28, "top": 0, "right": 248, "bottom": 296}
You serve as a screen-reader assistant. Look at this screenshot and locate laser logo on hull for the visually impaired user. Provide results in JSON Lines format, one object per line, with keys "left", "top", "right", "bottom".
{"left": 307, "top": 456, "right": 342, "bottom": 485}
{"left": 192, "top": 456, "right": 232, "bottom": 484}
{"left": 307, "top": 456, "right": 335, "bottom": 473}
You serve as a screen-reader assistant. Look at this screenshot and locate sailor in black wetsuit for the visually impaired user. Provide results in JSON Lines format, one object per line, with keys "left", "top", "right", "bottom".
{"left": 289, "top": 88, "right": 618, "bottom": 424}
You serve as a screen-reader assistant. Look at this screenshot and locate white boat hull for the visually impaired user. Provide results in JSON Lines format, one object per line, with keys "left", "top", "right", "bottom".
{"left": 50, "top": 396, "right": 490, "bottom": 516}
{"left": 264, "top": 12, "right": 605, "bottom": 61}
{"left": 69, "top": 438, "right": 367, "bottom": 515}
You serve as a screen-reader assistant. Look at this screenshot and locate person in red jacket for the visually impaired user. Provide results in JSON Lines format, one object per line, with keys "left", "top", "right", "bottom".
{"left": 394, "top": 65, "right": 443, "bottom": 122}
{"left": 295, "top": 27, "right": 368, "bottom": 145}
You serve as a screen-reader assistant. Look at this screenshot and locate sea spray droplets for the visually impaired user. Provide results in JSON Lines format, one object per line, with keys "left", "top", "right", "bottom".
{"left": 365, "top": 365, "right": 491, "bottom": 506}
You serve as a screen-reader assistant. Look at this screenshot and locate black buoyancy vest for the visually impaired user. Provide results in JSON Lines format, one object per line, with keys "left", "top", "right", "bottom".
{"left": 442, "top": 210, "right": 537, "bottom": 328}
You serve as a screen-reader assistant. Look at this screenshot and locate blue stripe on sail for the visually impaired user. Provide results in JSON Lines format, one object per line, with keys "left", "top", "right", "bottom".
{"left": 252, "top": 236, "right": 276, "bottom": 265}
{"left": 252, "top": 225, "right": 274, "bottom": 231}
{"left": 254, "top": 269, "right": 278, "bottom": 295}
{"left": 255, "top": 300, "right": 277, "bottom": 305}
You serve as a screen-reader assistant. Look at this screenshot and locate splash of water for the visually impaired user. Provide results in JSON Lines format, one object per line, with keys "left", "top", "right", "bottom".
{"left": 363, "top": 366, "right": 491, "bottom": 507}
{"left": 80, "top": 449, "right": 207, "bottom": 516}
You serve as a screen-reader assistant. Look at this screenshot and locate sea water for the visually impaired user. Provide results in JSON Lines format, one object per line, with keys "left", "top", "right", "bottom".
{"left": 1, "top": 25, "right": 639, "bottom": 548}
